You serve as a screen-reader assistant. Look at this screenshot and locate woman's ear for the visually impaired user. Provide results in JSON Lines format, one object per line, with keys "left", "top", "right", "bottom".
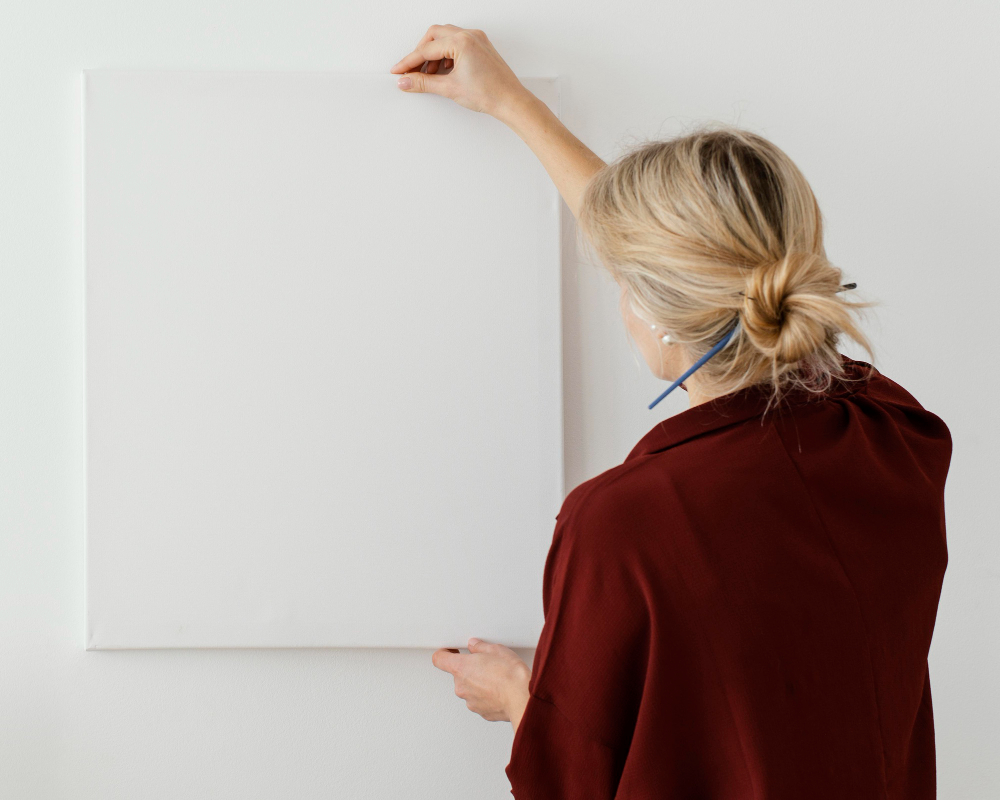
{"left": 650, "top": 323, "right": 672, "bottom": 345}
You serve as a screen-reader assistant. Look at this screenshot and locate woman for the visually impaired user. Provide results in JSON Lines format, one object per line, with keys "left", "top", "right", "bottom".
{"left": 391, "top": 26, "right": 951, "bottom": 800}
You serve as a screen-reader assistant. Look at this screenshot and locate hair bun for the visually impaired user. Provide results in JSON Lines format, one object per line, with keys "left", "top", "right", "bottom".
{"left": 739, "top": 251, "right": 842, "bottom": 365}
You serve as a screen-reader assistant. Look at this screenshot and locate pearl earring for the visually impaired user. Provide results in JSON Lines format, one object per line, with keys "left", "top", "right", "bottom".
{"left": 650, "top": 323, "right": 672, "bottom": 345}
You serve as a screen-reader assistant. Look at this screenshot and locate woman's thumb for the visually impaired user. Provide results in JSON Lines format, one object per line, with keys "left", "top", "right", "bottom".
{"left": 397, "top": 72, "right": 449, "bottom": 97}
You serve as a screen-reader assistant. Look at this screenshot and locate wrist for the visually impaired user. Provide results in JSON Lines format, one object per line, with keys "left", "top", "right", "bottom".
{"left": 492, "top": 88, "right": 544, "bottom": 131}
{"left": 506, "top": 663, "right": 532, "bottom": 732}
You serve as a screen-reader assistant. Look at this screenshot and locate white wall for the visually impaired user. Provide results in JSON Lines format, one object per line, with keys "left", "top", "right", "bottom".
{"left": 2, "top": 2, "right": 997, "bottom": 797}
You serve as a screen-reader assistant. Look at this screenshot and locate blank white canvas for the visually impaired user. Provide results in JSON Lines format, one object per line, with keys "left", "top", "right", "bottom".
{"left": 84, "top": 70, "right": 563, "bottom": 649}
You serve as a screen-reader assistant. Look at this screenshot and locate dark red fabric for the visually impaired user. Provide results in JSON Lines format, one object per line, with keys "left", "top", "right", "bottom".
{"left": 505, "top": 357, "right": 951, "bottom": 800}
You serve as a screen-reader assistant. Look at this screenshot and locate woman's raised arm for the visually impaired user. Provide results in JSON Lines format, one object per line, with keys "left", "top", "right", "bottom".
{"left": 390, "top": 25, "right": 606, "bottom": 220}
{"left": 498, "top": 90, "right": 607, "bottom": 221}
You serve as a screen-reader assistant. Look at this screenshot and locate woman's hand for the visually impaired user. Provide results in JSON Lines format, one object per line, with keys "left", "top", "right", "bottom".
{"left": 389, "top": 25, "right": 532, "bottom": 120}
{"left": 432, "top": 637, "right": 531, "bottom": 726}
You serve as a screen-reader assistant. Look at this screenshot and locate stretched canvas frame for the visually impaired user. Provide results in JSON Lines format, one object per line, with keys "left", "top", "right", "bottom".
{"left": 84, "top": 70, "right": 563, "bottom": 649}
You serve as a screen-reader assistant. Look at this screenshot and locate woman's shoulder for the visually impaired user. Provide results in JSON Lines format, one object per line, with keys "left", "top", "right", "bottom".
{"left": 552, "top": 454, "right": 672, "bottom": 560}
{"left": 832, "top": 355, "right": 951, "bottom": 441}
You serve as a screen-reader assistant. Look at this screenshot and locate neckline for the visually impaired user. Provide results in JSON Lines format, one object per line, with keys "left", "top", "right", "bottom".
{"left": 624, "top": 356, "right": 875, "bottom": 461}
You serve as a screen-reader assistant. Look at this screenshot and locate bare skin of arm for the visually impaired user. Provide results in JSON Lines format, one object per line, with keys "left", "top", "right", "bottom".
{"left": 391, "top": 25, "right": 604, "bottom": 735}
{"left": 496, "top": 90, "right": 607, "bottom": 221}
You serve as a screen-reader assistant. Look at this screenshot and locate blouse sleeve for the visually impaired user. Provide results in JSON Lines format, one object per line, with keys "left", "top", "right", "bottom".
{"left": 505, "top": 486, "right": 652, "bottom": 799}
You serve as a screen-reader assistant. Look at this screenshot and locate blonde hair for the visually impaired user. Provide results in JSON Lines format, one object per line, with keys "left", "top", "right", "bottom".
{"left": 577, "top": 122, "right": 874, "bottom": 406}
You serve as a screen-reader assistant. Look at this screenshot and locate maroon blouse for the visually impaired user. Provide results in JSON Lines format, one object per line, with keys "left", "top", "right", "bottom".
{"left": 505, "top": 357, "right": 951, "bottom": 799}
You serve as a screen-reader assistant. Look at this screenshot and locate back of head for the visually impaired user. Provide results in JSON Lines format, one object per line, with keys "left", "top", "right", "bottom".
{"left": 577, "top": 123, "right": 873, "bottom": 403}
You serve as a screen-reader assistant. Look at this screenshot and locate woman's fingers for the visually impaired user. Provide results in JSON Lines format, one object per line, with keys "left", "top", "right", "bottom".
{"left": 425, "top": 57, "right": 453, "bottom": 75}
{"left": 431, "top": 638, "right": 531, "bottom": 722}
{"left": 390, "top": 24, "right": 460, "bottom": 73}
{"left": 391, "top": 25, "right": 528, "bottom": 118}
{"left": 431, "top": 647, "right": 461, "bottom": 672}
{"left": 391, "top": 30, "right": 465, "bottom": 74}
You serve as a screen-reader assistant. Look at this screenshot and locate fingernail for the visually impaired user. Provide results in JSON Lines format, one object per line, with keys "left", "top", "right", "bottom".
{"left": 397, "top": 76, "right": 411, "bottom": 90}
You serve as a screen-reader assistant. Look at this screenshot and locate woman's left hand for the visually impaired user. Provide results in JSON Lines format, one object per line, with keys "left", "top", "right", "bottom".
{"left": 432, "top": 638, "right": 531, "bottom": 723}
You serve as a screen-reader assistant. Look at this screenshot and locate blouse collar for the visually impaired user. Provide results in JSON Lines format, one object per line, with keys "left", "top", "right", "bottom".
{"left": 624, "top": 357, "right": 875, "bottom": 462}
